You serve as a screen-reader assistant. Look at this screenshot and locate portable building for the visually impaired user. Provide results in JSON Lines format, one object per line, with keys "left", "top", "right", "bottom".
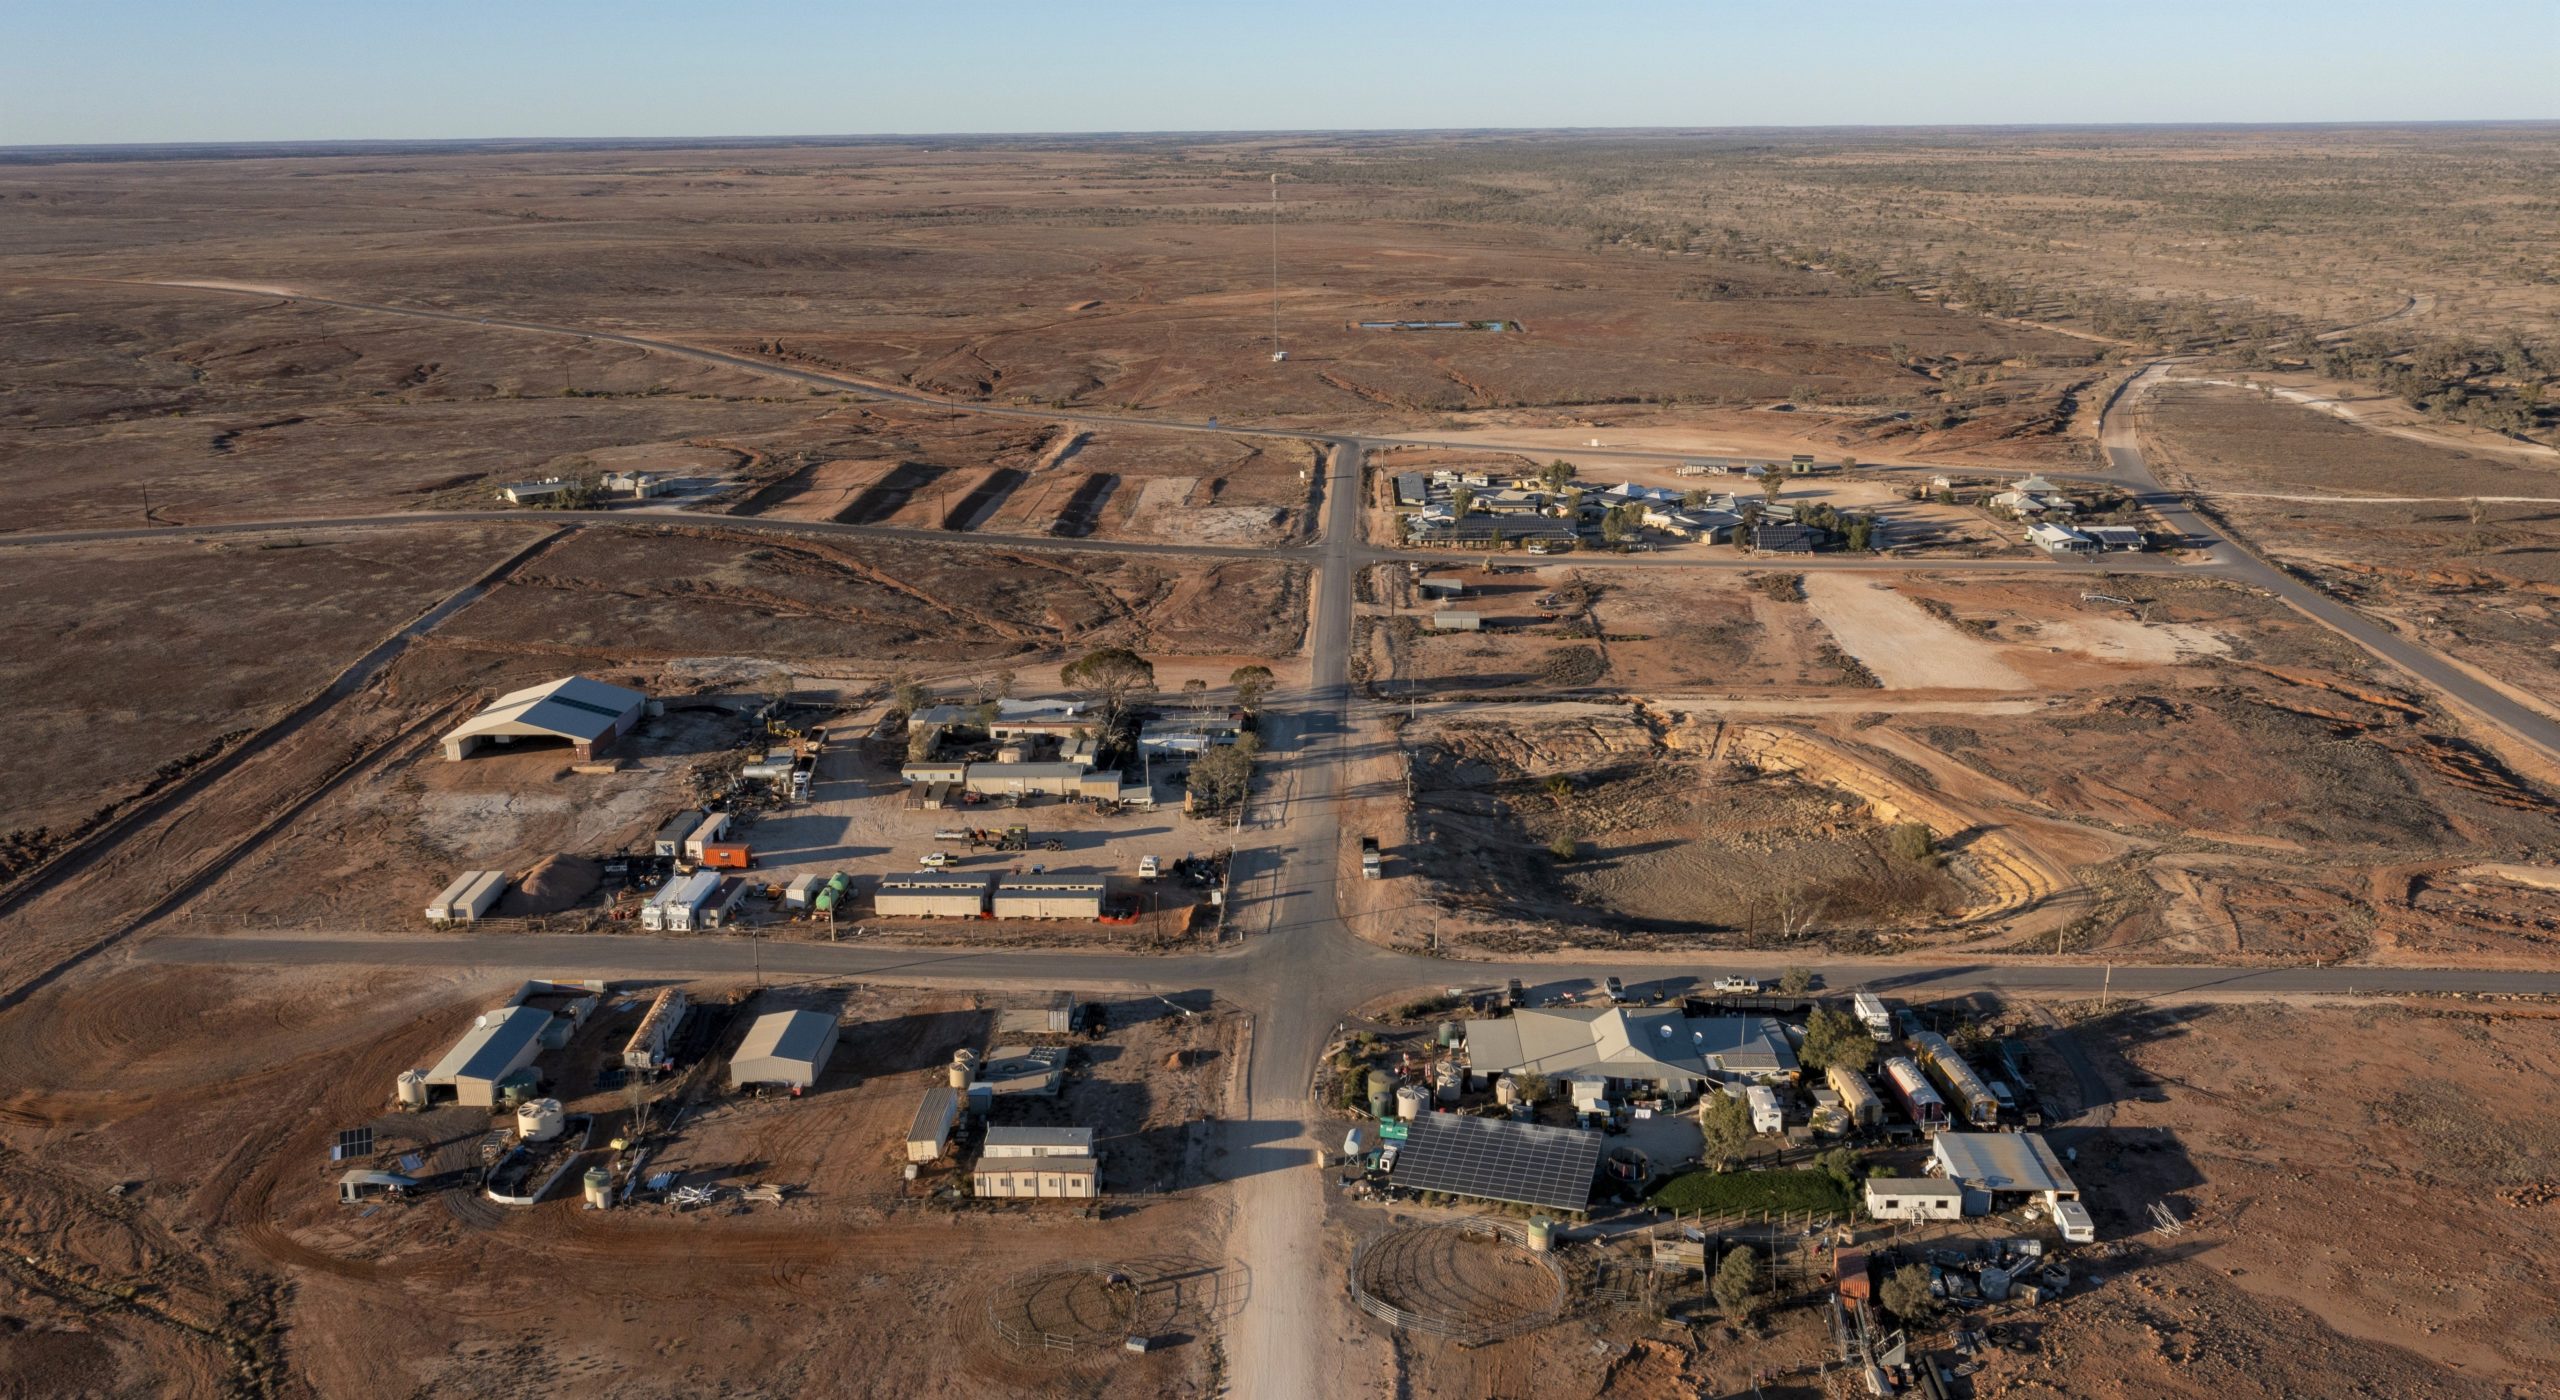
{"left": 699, "top": 842, "right": 753, "bottom": 870}
{"left": 960, "top": 763, "right": 1111, "bottom": 798}
{"left": 1826, "top": 1065, "right": 1885, "bottom": 1130}
{"left": 683, "top": 813, "right": 732, "bottom": 862}
{"left": 650, "top": 810, "right": 704, "bottom": 858}
{"left": 875, "top": 874, "right": 992, "bottom": 919}
{"left": 1429, "top": 610, "right": 1484, "bottom": 631}
{"left": 982, "top": 1126, "right": 1095, "bottom": 1159}
{"left": 426, "top": 869, "right": 509, "bottom": 923}
{"left": 423, "top": 1005, "right": 552, "bottom": 1107}
{"left": 621, "top": 988, "right": 689, "bottom": 1071}
{"left": 900, "top": 761, "right": 969, "bottom": 785}
{"left": 727, "top": 1009, "right": 840, "bottom": 1091}
{"left": 972, "top": 1156, "right": 1099, "bottom": 1199}
{"left": 1864, "top": 1177, "right": 1965, "bottom": 1222}
{"left": 782, "top": 874, "right": 825, "bottom": 909}
{"left": 907, "top": 1086, "right": 960, "bottom": 1162}
{"left": 696, "top": 876, "right": 751, "bottom": 930}
{"left": 637, "top": 876, "right": 692, "bottom": 932}
{"left": 1851, "top": 992, "right": 1893, "bottom": 1040}
{"left": 989, "top": 878, "right": 1107, "bottom": 920}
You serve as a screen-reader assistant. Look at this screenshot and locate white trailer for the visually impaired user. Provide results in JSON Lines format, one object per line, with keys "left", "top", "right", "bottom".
{"left": 426, "top": 869, "right": 508, "bottom": 923}
{"left": 782, "top": 874, "right": 824, "bottom": 909}
{"left": 1746, "top": 1084, "right": 1784, "bottom": 1135}
{"left": 660, "top": 871, "right": 722, "bottom": 932}
{"left": 638, "top": 877, "right": 692, "bottom": 932}
{"left": 1851, "top": 991, "right": 1894, "bottom": 1041}
{"left": 683, "top": 812, "right": 732, "bottom": 862}
{"left": 621, "top": 988, "right": 688, "bottom": 1071}
{"left": 697, "top": 876, "right": 751, "bottom": 930}
{"left": 650, "top": 809, "right": 704, "bottom": 859}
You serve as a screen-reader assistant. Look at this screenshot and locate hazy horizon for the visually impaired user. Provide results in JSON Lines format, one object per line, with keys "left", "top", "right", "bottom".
{"left": 8, "top": 0, "right": 2555, "bottom": 147}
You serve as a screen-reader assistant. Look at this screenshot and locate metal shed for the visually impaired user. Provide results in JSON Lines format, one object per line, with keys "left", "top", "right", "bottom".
{"left": 907, "top": 1085, "right": 960, "bottom": 1163}
{"left": 651, "top": 809, "right": 705, "bottom": 858}
{"left": 728, "top": 1009, "right": 841, "bottom": 1091}
{"left": 441, "top": 675, "right": 646, "bottom": 761}
{"left": 423, "top": 1005, "right": 552, "bottom": 1107}
{"left": 876, "top": 874, "right": 992, "bottom": 919}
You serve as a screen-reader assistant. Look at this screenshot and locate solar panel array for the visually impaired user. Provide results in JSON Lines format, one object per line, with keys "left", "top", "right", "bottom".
{"left": 329, "top": 1126, "right": 374, "bottom": 1162}
{"left": 1391, "top": 1112, "right": 1603, "bottom": 1212}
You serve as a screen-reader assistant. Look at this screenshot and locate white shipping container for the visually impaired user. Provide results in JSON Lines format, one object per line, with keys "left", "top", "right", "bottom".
{"left": 426, "top": 869, "right": 508, "bottom": 922}
{"left": 783, "top": 874, "right": 823, "bottom": 909}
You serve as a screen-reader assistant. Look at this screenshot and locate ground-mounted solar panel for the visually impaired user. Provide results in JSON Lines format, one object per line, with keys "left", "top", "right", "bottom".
{"left": 1390, "top": 1112, "right": 1602, "bottom": 1212}
{"left": 330, "top": 1126, "right": 375, "bottom": 1162}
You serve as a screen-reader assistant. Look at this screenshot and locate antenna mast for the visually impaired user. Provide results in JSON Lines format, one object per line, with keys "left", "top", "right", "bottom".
{"left": 1269, "top": 172, "right": 1285, "bottom": 362}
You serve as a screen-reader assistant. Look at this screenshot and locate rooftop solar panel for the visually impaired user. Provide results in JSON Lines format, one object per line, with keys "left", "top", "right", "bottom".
{"left": 1390, "top": 1112, "right": 1602, "bottom": 1212}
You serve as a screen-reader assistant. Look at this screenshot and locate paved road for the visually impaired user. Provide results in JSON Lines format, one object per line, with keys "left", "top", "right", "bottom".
{"left": 2099, "top": 362, "right": 2560, "bottom": 760}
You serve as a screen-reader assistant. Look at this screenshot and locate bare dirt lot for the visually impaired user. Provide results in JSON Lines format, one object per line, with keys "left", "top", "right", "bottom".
{"left": 2142, "top": 381, "right": 2560, "bottom": 702}
{"left": 0, "top": 965, "right": 1240, "bottom": 1398}
{"left": 0, "top": 523, "right": 540, "bottom": 881}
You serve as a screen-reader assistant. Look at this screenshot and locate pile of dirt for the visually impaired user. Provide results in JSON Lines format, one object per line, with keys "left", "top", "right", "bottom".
{"left": 497, "top": 853, "right": 601, "bottom": 916}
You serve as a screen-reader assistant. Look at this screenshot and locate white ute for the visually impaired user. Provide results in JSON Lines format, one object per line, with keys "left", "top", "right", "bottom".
{"left": 1714, "top": 976, "right": 1761, "bottom": 995}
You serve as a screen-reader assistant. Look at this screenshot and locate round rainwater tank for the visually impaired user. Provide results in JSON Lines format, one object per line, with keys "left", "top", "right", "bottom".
{"left": 1433, "top": 1061, "right": 1461, "bottom": 1103}
{"left": 1369, "top": 1090, "right": 1395, "bottom": 1121}
{"left": 1495, "top": 1075, "right": 1521, "bottom": 1107}
{"left": 583, "top": 1167, "right": 613, "bottom": 1209}
{"left": 1436, "top": 1021, "right": 1460, "bottom": 1047}
{"left": 1527, "top": 1217, "right": 1556, "bottom": 1253}
{"left": 826, "top": 872, "right": 851, "bottom": 895}
{"left": 1366, "top": 1069, "right": 1395, "bottom": 1100}
{"left": 517, "top": 1098, "right": 565, "bottom": 1142}
{"left": 1395, "top": 1084, "right": 1431, "bottom": 1120}
{"left": 948, "top": 1061, "right": 973, "bottom": 1089}
{"left": 395, "top": 1070, "right": 429, "bottom": 1108}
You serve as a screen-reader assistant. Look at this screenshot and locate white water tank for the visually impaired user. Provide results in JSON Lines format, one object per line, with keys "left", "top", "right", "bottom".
{"left": 1495, "top": 1075, "right": 1521, "bottom": 1107}
{"left": 1395, "top": 1084, "right": 1432, "bottom": 1120}
{"left": 395, "top": 1069, "right": 429, "bottom": 1108}
{"left": 517, "top": 1098, "right": 565, "bottom": 1142}
{"left": 950, "top": 1049, "right": 979, "bottom": 1089}
{"left": 1433, "top": 1061, "right": 1461, "bottom": 1103}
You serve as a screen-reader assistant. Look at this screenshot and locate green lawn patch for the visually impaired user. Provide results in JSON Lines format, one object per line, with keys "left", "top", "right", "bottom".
{"left": 1649, "top": 1169, "right": 1850, "bottom": 1217}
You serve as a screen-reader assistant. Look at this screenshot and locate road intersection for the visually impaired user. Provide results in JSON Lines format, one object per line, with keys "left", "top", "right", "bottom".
{"left": 44, "top": 277, "right": 2560, "bottom": 1398}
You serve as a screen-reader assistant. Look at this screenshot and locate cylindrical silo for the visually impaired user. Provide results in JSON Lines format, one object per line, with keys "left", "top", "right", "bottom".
{"left": 1367, "top": 1069, "right": 1395, "bottom": 1100}
{"left": 1369, "top": 1089, "right": 1395, "bottom": 1121}
{"left": 396, "top": 1070, "right": 429, "bottom": 1108}
{"left": 1433, "top": 1060, "right": 1461, "bottom": 1103}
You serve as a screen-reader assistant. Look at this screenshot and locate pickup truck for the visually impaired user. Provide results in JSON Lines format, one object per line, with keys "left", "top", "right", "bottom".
{"left": 1359, "top": 836, "right": 1382, "bottom": 879}
{"left": 918, "top": 851, "right": 955, "bottom": 868}
{"left": 1713, "top": 975, "right": 1761, "bottom": 995}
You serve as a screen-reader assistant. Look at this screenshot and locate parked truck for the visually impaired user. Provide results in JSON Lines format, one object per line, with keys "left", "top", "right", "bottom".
{"left": 1360, "top": 837, "right": 1382, "bottom": 879}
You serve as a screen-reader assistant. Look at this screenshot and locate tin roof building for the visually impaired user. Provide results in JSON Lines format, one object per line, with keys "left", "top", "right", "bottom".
{"left": 441, "top": 675, "right": 646, "bottom": 762}
{"left": 424, "top": 1005, "right": 554, "bottom": 1107}
{"left": 1463, "top": 1007, "right": 1797, "bottom": 1097}
{"left": 728, "top": 1009, "right": 841, "bottom": 1091}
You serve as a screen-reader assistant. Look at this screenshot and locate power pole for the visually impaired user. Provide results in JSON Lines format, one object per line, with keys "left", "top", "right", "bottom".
{"left": 1269, "top": 173, "right": 1282, "bottom": 361}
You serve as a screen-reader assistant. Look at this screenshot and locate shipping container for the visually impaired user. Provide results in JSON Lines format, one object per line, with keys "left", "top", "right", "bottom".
{"left": 651, "top": 810, "right": 705, "bottom": 859}
{"left": 699, "top": 842, "right": 753, "bottom": 870}
{"left": 426, "top": 869, "right": 508, "bottom": 923}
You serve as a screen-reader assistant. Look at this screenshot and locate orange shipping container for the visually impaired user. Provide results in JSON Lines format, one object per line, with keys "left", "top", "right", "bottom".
{"left": 700, "top": 843, "right": 754, "bottom": 870}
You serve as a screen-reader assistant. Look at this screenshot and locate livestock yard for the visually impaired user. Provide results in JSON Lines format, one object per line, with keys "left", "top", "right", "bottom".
{"left": 3, "top": 120, "right": 2558, "bottom": 1399}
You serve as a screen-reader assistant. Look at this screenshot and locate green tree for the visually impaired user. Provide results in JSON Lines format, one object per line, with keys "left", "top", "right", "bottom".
{"left": 1889, "top": 822, "right": 1940, "bottom": 865}
{"left": 1759, "top": 469, "right": 1783, "bottom": 504}
{"left": 1187, "top": 742, "right": 1256, "bottom": 815}
{"left": 1712, "top": 1246, "right": 1764, "bottom": 1321}
{"left": 1881, "top": 1263, "right": 1935, "bottom": 1321}
{"left": 1841, "top": 514, "right": 1875, "bottom": 552}
{"left": 1602, "top": 510, "right": 1627, "bottom": 545}
{"left": 1229, "top": 663, "right": 1275, "bottom": 713}
{"left": 1698, "top": 1090, "right": 1751, "bottom": 1169}
{"left": 1778, "top": 966, "right": 1815, "bottom": 997}
{"left": 1547, "top": 832, "right": 1580, "bottom": 862}
{"left": 1541, "top": 460, "right": 1576, "bottom": 493}
{"left": 1814, "top": 1145, "right": 1862, "bottom": 1199}
{"left": 1515, "top": 1072, "right": 1550, "bottom": 1104}
{"left": 1061, "top": 646, "right": 1156, "bottom": 733}
{"left": 1451, "top": 485, "right": 1477, "bottom": 518}
{"left": 889, "top": 671, "right": 929, "bottom": 719}
{"left": 1801, "top": 1007, "right": 1877, "bottom": 1075}
{"left": 1181, "top": 677, "right": 1209, "bottom": 710}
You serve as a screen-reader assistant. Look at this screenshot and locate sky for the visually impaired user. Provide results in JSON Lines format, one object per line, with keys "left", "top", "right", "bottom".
{"left": 5, "top": 1, "right": 2555, "bottom": 146}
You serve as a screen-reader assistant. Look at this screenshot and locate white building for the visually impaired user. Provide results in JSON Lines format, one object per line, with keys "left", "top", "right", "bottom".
{"left": 1865, "top": 1176, "right": 1966, "bottom": 1222}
